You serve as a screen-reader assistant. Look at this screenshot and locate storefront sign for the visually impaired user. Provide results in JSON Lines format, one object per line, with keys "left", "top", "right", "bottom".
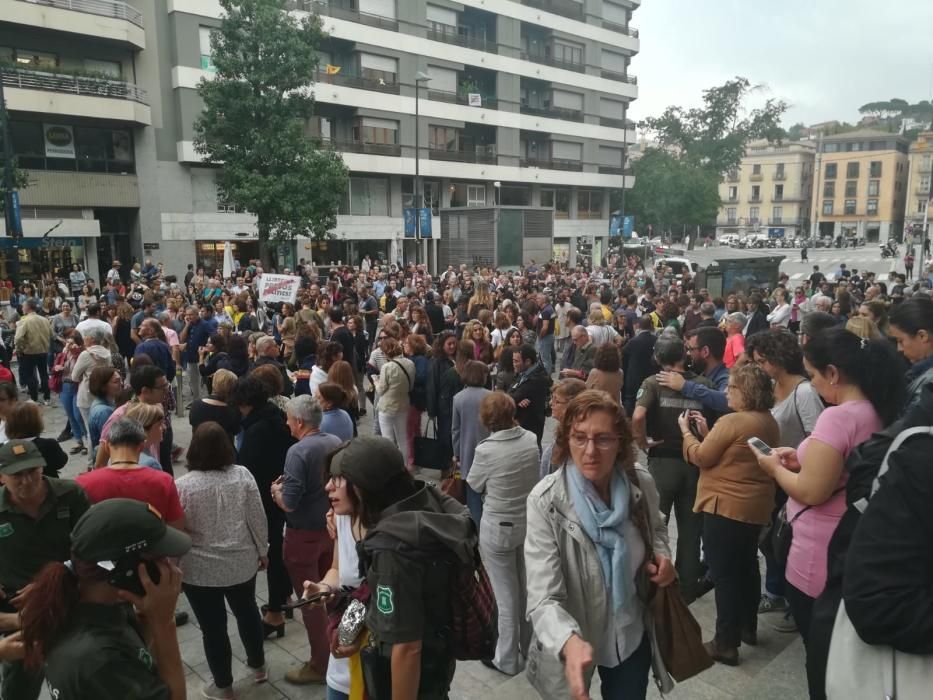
{"left": 257, "top": 274, "right": 300, "bottom": 305}
{"left": 0, "top": 236, "right": 83, "bottom": 249}
{"left": 143, "top": 242, "right": 160, "bottom": 250}
{"left": 43, "top": 124, "right": 76, "bottom": 159}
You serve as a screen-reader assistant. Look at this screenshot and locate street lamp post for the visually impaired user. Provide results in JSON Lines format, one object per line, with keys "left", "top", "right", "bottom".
{"left": 0, "top": 68, "right": 22, "bottom": 283}
{"left": 414, "top": 71, "right": 431, "bottom": 271}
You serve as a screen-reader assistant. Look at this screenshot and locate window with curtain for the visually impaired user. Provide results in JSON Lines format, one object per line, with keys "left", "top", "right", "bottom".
{"left": 348, "top": 177, "right": 389, "bottom": 216}
{"left": 552, "top": 141, "right": 582, "bottom": 162}
{"left": 359, "top": 0, "right": 396, "bottom": 18}
{"left": 199, "top": 27, "right": 215, "bottom": 71}
{"left": 429, "top": 126, "right": 458, "bottom": 151}
{"left": 355, "top": 117, "right": 398, "bottom": 144}
{"left": 359, "top": 53, "right": 397, "bottom": 83}
{"left": 578, "top": 190, "right": 603, "bottom": 218}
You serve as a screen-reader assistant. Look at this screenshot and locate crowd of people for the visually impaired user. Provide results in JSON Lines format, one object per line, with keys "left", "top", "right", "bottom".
{"left": 0, "top": 248, "right": 930, "bottom": 700}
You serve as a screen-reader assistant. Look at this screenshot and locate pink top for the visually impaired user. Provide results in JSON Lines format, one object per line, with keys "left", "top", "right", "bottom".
{"left": 723, "top": 333, "right": 745, "bottom": 368}
{"left": 785, "top": 400, "right": 881, "bottom": 598}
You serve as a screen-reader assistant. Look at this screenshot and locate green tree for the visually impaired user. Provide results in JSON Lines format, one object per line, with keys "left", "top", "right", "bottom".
{"left": 619, "top": 149, "right": 721, "bottom": 238}
{"left": 194, "top": 0, "right": 348, "bottom": 266}
{"left": 639, "top": 77, "right": 787, "bottom": 177}
{"left": 785, "top": 122, "right": 807, "bottom": 140}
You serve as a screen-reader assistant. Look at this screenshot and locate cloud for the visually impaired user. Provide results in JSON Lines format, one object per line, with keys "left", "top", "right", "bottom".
{"left": 629, "top": 0, "right": 933, "bottom": 126}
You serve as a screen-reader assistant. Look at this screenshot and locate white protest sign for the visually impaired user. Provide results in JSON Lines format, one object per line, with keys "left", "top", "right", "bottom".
{"left": 257, "top": 274, "right": 301, "bottom": 305}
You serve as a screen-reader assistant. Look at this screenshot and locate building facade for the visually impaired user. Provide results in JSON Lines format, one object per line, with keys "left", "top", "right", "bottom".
{"left": 715, "top": 139, "right": 815, "bottom": 241}
{"left": 809, "top": 129, "right": 909, "bottom": 244}
{"left": 905, "top": 130, "right": 932, "bottom": 240}
{"left": 2, "top": 0, "right": 639, "bottom": 282}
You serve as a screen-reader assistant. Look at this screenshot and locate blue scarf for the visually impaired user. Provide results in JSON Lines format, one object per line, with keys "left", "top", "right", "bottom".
{"left": 565, "top": 462, "right": 633, "bottom": 613}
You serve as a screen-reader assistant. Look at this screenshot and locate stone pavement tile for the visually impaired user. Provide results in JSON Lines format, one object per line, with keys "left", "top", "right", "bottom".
{"left": 272, "top": 678, "right": 328, "bottom": 700}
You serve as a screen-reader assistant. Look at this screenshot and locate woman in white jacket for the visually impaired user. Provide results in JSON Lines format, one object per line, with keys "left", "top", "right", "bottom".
{"left": 767, "top": 288, "right": 792, "bottom": 329}
{"left": 70, "top": 326, "right": 112, "bottom": 442}
{"left": 375, "top": 337, "right": 415, "bottom": 466}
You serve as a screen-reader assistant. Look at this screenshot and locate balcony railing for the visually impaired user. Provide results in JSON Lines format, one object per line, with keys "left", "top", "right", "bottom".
{"left": 314, "top": 69, "right": 400, "bottom": 94}
{"left": 520, "top": 104, "right": 584, "bottom": 123}
{"left": 750, "top": 172, "right": 763, "bottom": 181}
{"left": 598, "top": 116, "right": 636, "bottom": 129}
{"left": 521, "top": 0, "right": 584, "bottom": 21}
{"left": 330, "top": 140, "right": 401, "bottom": 157}
{"left": 0, "top": 67, "right": 148, "bottom": 103}
{"left": 520, "top": 50, "right": 585, "bottom": 74}
{"left": 291, "top": 0, "right": 399, "bottom": 30}
{"left": 774, "top": 171, "right": 786, "bottom": 180}
{"left": 15, "top": 0, "right": 143, "bottom": 27}
{"left": 600, "top": 69, "right": 637, "bottom": 84}
{"left": 724, "top": 196, "right": 739, "bottom": 203}
{"left": 773, "top": 194, "right": 784, "bottom": 202}
{"left": 919, "top": 186, "right": 932, "bottom": 195}
{"left": 426, "top": 22, "right": 497, "bottom": 53}
{"left": 749, "top": 196, "right": 762, "bottom": 203}
{"left": 600, "top": 20, "right": 639, "bottom": 37}
{"left": 426, "top": 89, "right": 498, "bottom": 110}
{"left": 598, "top": 166, "right": 629, "bottom": 175}
{"left": 520, "top": 157, "right": 583, "bottom": 172}
{"left": 429, "top": 146, "right": 497, "bottom": 165}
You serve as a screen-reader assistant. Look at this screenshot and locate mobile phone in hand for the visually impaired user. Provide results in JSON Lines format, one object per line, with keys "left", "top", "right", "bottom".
{"left": 748, "top": 437, "right": 773, "bottom": 455}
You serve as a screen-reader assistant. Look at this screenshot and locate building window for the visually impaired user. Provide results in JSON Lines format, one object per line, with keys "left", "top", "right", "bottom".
{"left": 429, "top": 126, "right": 458, "bottom": 151}
{"left": 541, "top": 189, "right": 554, "bottom": 208}
{"left": 772, "top": 207, "right": 783, "bottom": 223}
{"left": 919, "top": 200, "right": 928, "bottom": 215}
{"left": 823, "top": 181, "right": 835, "bottom": 197}
{"left": 199, "top": 27, "right": 215, "bottom": 71}
{"left": 10, "top": 121, "right": 135, "bottom": 173}
{"left": 7, "top": 48, "right": 58, "bottom": 69}
{"left": 867, "top": 199, "right": 878, "bottom": 215}
{"left": 551, "top": 39, "right": 584, "bottom": 67}
{"left": 354, "top": 118, "right": 398, "bottom": 145}
{"left": 824, "top": 143, "right": 839, "bottom": 153}
{"left": 869, "top": 161, "right": 882, "bottom": 178}
{"left": 467, "top": 184, "right": 486, "bottom": 207}
{"left": 751, "top": 185, "right": 760, "bottom": 200}
{"left": 577, "top": 189, "right": 604, "bottom": 218}
{"left": 359, "top": 53, "right": 398, "bottom": 85}
{"left": 752, "top": 163, "right": 761, "bottom": 175}
{"left": 728, "top": 186, "right": 737, "bottom": 200}
{"left": 217, "top": 193, "right": 244, "bottom": 213}
{"left": 774, "top": 184, "right": 784, "bottom": 200}
{"left": 825, "top": 163, "right": 837, "bottom": 179}
{"left": 845, "top": 180, "right": 857, "bottom": 197}
{"left": 823, "top": 200, "right": 833, "bottom": 215}
{"left": 776, "top": 163, "right": 785, "bottom": 177}
{"left": 844, "top": 199, "right": 857, "bottom": 215}
{"left": 920, "top": 175, "right": 931, "bottom": 191}
{"left": 726, "top": 207, "right": 737, "bottom": 223}
{"left": 500, "top": 186, "right": 530, "bottom": 206}
{"left": 846, "top": 162, "right": 860, "bottom": 178}
{"left": 749, "top": 207, "right": 759, "bottom": 222}
{"left": 344, "top": 177, "right": 389, "bottom": 216}
{"left": 555, "top": 189, "right": 570, "bottom": 218}
{"left": 868, "top": 180, "right": 880, "bottom": 196}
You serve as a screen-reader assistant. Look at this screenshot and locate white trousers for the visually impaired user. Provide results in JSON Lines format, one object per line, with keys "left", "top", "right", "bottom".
{"left": 480, "top": 518, "right": 530, "bottom": 675}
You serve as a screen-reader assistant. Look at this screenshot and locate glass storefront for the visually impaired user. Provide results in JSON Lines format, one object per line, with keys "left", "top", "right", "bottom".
{"left": 195, "top": 240, "right": 296, "bottom": 274}
{"left": 0, "top": 238, "right": 86, "bottom": 284}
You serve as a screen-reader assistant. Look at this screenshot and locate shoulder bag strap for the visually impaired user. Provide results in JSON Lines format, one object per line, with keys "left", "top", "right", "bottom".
{"left": 854, "top": 426, "right": 933, "bottom": 513}
{"left": 390, "top": 359, "right": 412, "bottom": 390}
{"left": 788, "top": 485, "right": 847, "bottom": 525}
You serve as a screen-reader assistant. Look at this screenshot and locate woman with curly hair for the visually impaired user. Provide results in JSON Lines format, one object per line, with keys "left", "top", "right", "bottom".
{"left": 464, "top": 319, "right": 494, "bottom": 365}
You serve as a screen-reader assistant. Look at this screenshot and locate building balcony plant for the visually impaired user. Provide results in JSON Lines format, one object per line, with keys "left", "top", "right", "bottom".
{"left": 0, "top": 62, "right": 147, "bottom": 103}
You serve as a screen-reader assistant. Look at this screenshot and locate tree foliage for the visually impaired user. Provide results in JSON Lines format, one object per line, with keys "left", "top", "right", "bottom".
{"left": 619, "top": 149, "right": 721, "bottom": 236}
{"left": 194, "top": 0, "right": 348, "bottom": 260}
{"left": 639, "top": 77, "right": 787, "bottom": 177}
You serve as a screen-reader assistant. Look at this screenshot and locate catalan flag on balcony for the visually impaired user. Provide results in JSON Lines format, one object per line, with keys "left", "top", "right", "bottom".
{"left": 325, "top": 64, "right": 341, "bottom": 75}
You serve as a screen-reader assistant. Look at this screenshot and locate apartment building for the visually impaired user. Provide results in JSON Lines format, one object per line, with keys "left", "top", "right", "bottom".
{"left": 0, "top": 0, "right": 149, "bottom": 281}
{"left": 905, "top": 130, "right": 932, "bottom": 238}
{"left": 809, "top": 129, "right": 909, "bottom": 244}
{"left": 715, "top": 139, "right": 815, "bottom": 241}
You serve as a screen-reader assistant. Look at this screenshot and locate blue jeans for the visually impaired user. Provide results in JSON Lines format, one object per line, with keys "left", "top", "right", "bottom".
{"left": 597, "top": 633, "right": 651, "bottom": 700}
{"left": 536, "top": 334, "right": 555, "bottom": 375}
{"left": 326, "top": 687, "right": 349, "bottom": 700}
{"left": 60, "top": 381, "right": 85, "bottom": 442}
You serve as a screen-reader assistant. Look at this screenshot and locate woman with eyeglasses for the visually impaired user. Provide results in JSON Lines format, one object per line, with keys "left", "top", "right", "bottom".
{"left": 526, "top": 390, "right": 675, "bottom": 699}
{"left": 678, "top": 363, "right": 779, "bottom": 666}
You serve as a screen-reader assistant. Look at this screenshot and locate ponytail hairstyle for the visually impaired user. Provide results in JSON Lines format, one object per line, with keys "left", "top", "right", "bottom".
{"left": 803, "top": 326, "right": 904, "bottom": 426}
{"left": 21, "top": 559, "right": 104, "bottom": 671}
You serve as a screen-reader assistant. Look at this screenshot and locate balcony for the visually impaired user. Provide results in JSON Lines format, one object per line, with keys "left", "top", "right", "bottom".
{"left": 9, "top": 0, "right": 144, "bottom": 48}
{"left": 599, "top": 69, "right": 637, "bottom": 85}
{"left": 520, "top": 104, "right": 584, "bottom": 123}
{"left": 919, "top": 186, "right": 932, "bottom": 195}
{"left": 520, "top": 49, "right": 585, "bottom": 74}
{"left": 520, "top": 0, "right": 584, "bottom": 21}
{"left": 1, "top": 67, "right": 150, "bottom": 125}
{"left": 749, "top": 196, "right": 762, "bottom": 203}
{"left": 598, "top": 166, "right": 630, "bottom": 175}
{"left": 294, "top": 1, "right": 399, "bottom": 31}
{"left": 314, "top": 69, "right": 400, "bottom": 94}
{"left": 598, "top": 117, "right": 636, "bottom": 129}
{"left": 520, "top": 157, "right": 583, "bottom": 172}
{"left": 774, "top": 170, "right": 786, "bottom": 180}
{"left": 750, "top": 172, "right": 763, "bottom": 181}
{"left": 724, "top": 196, "right": 739, "bottom": 203}
{"left": 426, "top": 21, "right": 497, "bottom": 54}
{"left": 426, "top": 89, "right": 497, "bottom": 110}
{"left": 601, "top": 20, "right": 639, "bottom": 38}
{"left": 773, "top": 194, "right": 784, "bottom": 202}
{"left": 429, "top": 146, "right": 497, "bottom": 165}
{"left": 330, "top": 140, "right": 401, "bottom": 157}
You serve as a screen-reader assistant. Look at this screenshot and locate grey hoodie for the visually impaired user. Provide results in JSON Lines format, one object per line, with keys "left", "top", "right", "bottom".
{"left": 72, "top": 345, "right": 113, "bottom": 409}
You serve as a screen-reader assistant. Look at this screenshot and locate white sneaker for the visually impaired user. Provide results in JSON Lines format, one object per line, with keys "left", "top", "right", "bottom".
{"left": 201, "top": 683, "right": 235, "bottom": 699}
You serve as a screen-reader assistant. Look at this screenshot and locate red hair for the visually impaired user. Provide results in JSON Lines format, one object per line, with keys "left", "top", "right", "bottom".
{"left": 21, "top": 561, "right": 84, "bottom": 671}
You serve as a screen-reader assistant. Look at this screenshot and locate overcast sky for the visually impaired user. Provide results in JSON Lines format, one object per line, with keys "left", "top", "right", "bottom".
{"left": 628, "top": 0, "right": 933, "bottom": 128}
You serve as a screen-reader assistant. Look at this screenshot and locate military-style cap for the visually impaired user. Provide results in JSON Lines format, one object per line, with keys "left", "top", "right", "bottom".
{"left": 329, "top": 436, "right": 406, "bottom": 492}
{"left": 0, "top": 439, "right": 46, "bottom": 475}
{"left": 71, "top": 499, "right": 191, "bottom": 564}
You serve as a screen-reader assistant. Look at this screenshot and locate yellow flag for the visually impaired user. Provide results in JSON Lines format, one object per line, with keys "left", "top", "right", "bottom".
{"left": 325, "top": 64, "right": 341, "bottom": 75}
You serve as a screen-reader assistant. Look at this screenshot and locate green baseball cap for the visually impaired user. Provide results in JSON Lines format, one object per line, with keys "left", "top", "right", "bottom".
{"left": 71, "top": 499, "right": 191, "bottom": 564}
{"left": 329, "top": 436, "right": 406, "bottom": 492}
{"left": 0, "top": 439, "right": 47, "bottom": 475}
